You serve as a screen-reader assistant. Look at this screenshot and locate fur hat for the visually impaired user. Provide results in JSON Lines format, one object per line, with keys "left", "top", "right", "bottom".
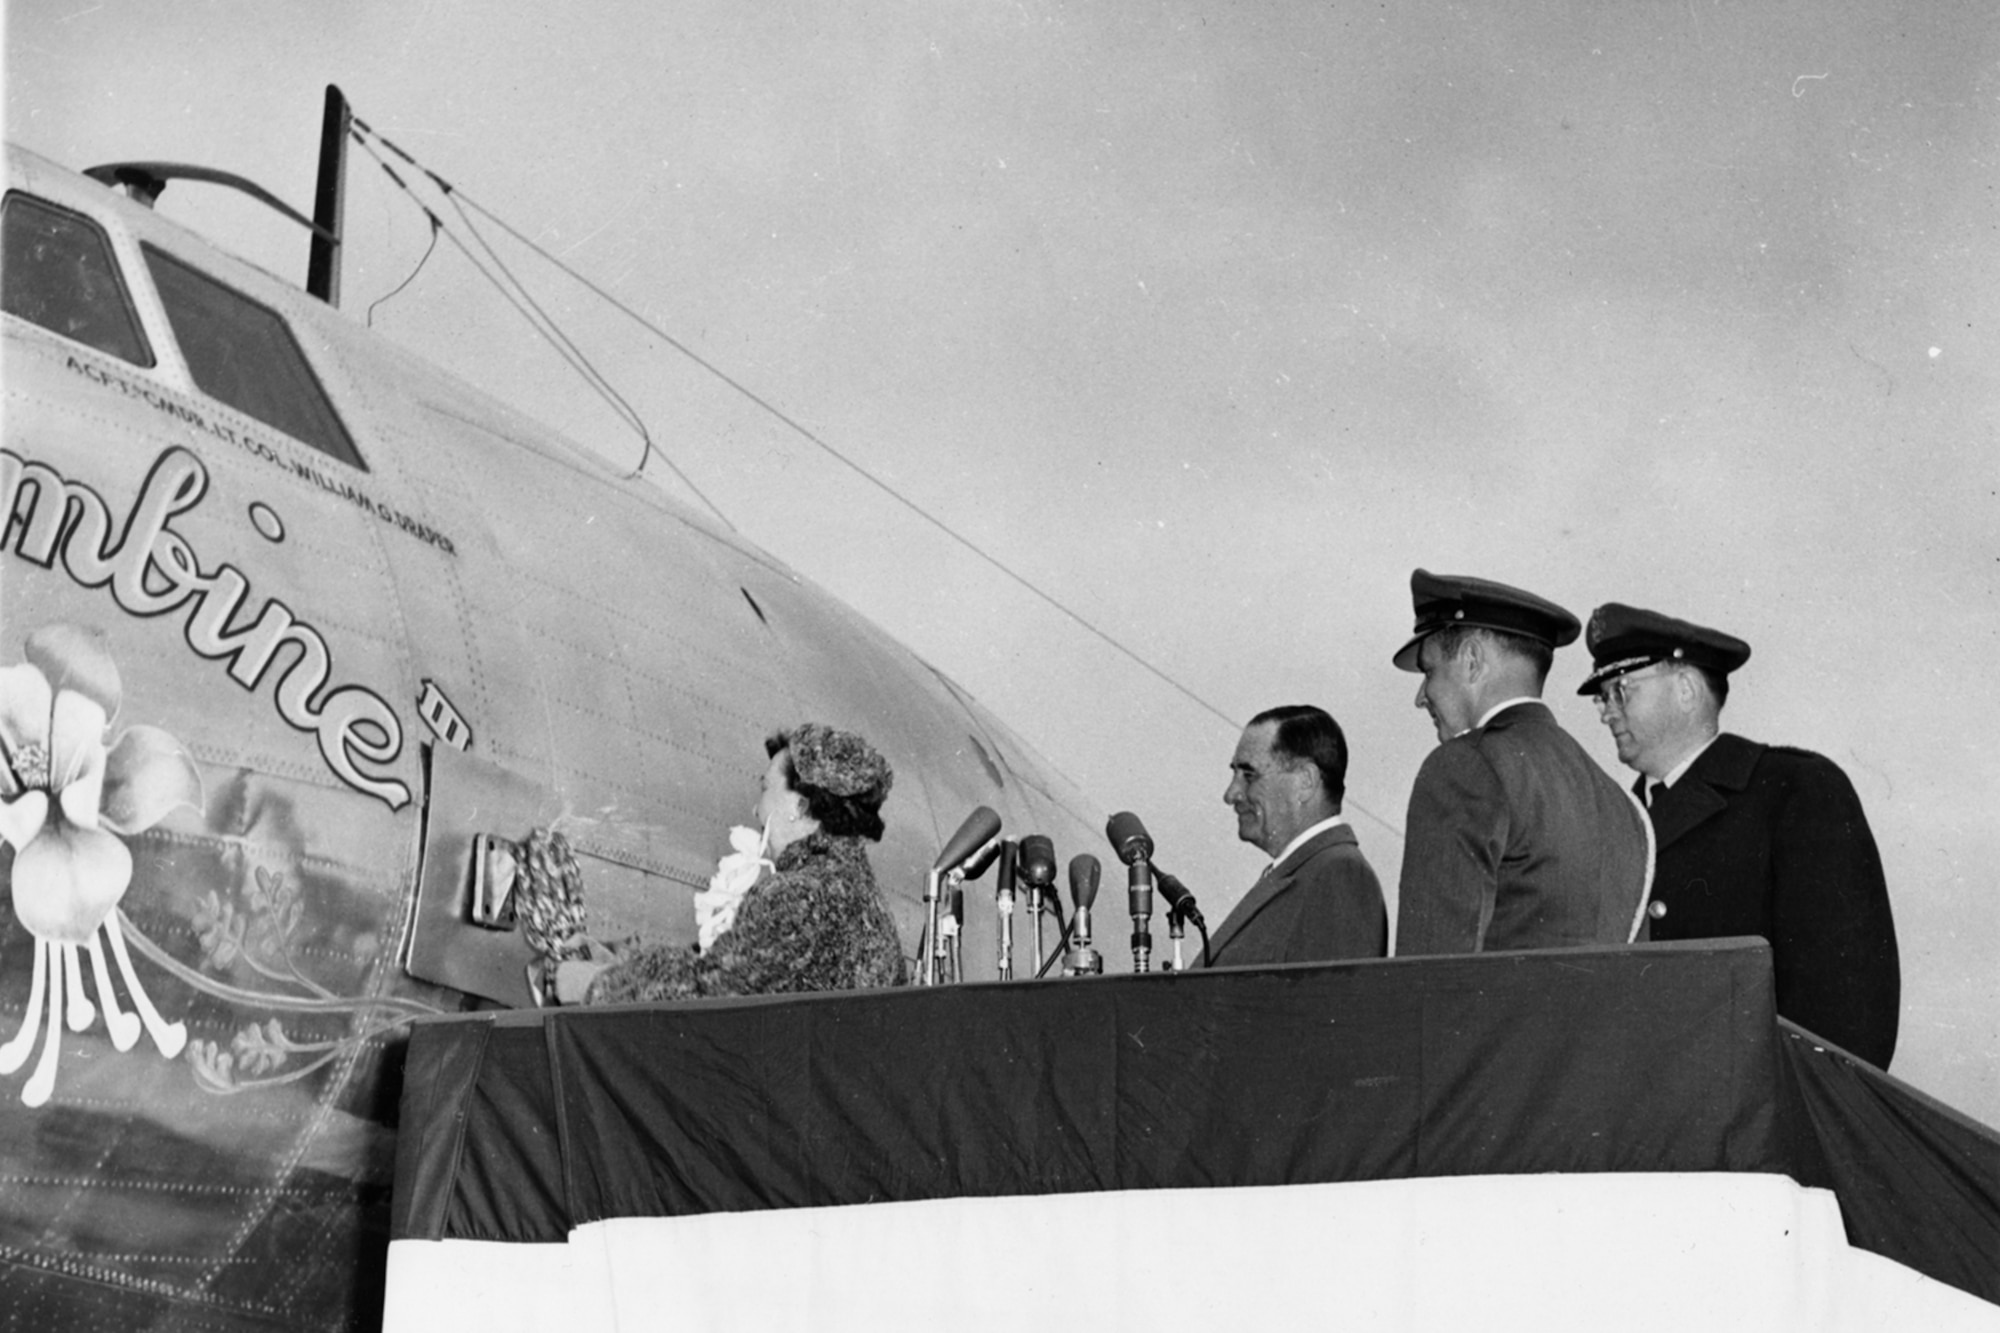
{"left": 771, "top": 723, "right": 894, "bottom": 804}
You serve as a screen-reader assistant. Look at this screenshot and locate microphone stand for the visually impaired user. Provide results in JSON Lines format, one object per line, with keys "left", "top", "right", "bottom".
{"left": 994, "top": 840, "right": 1018, "bottom": 981}
{"left": 1165, "top": 900, "right": 1211, "bottom": 971}
{"left": 1016, "top": 836, "right": 1058, "bottom": 980}
{"left": 1063, "top": 907, "right": 1102, "bottom": 976}
{"left": 945, "top": 883, "right": 964, "bottom": 984}
{"left": 1062, "top": 855, "right": 1103, "bottom": 977}
{"left": 934, "top": 872, "right": 964, "bottom": 985}
{"left": 1126, "top": 856, "right": 1154, "bottom": 974}
{"left": 923, "top": 807, "right": 1003, "bottom": 987}
{"left": 1029, "top": 888, "right": 1046, "bottom": 978}
{"left": 921, "top": 869, "right": 942, "bottom": 986}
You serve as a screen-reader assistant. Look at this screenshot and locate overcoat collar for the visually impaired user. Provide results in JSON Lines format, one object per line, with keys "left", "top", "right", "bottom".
{"left": 1643, "top": 733, "right": 1767, "bottom": 849}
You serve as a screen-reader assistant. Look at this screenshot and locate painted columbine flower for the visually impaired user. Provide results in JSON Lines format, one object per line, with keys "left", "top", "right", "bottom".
{"left": 0, "top": 624, "right": 201, "bottom": 1107}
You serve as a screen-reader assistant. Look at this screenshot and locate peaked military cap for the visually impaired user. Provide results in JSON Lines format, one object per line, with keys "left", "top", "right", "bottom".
{"left": 1576, "top": 602, "right": 1752, "bottom": 696}
{"left": 1392, "top": 568, "right": 1582, "bottom": 671}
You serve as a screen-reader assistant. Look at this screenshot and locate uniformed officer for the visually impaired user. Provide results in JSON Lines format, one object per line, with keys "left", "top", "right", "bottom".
{"left": 1393, "top": 570, "right": 1652, "bottom": 956}
{"left": 1579, "top": 602, "right": 1901, "bottom": 1067}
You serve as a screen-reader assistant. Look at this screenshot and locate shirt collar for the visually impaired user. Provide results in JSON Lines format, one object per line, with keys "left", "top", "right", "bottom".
{"left": 1659, "top": 731, "right": 1723, "bottom": 790}
{"left": 1475, "top": 696, "right": 1540, "bottom": 730}
{"left": 1270, "top": 813, "right": 1348, "bottom": 871}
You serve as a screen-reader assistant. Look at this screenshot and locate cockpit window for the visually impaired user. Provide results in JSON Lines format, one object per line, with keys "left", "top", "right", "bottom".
{"left": 1, "top": 192, "right": 154, "bottom": 367}
{"left": 141, "top": 242, "right": 365, "bottom": 470}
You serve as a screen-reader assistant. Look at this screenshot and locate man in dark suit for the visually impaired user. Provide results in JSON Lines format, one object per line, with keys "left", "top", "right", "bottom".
{"left": 1578, "top": 602, "right": 1900, "bottom": 1067}
{"left": 1205, "top": 705, "right": 1389, "bottom": 966}
{"left": 1394, "top": 570, "right": 1652, "bottom": 956}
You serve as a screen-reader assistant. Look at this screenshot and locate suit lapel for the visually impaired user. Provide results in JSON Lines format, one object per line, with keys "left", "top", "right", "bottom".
{"left": 1648, "top": 778, "right": 1727, "bottom": 850}
{"left": 1205, "top": 862, "right": 1283, "bottom": 960}
{"left": 1205, "top": 824, "right": 1357, "bottom": 959}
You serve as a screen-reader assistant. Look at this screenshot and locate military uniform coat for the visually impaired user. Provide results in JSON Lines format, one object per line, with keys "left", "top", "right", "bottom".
{"left": 1204, "top": 823, "right": 1389, "bottom": 967}
{"left": 1397, "top": 702, "right": 1651, "bottom": 956}
{"left": 1645, "top": 733, "right": 1900, "bottom": 1068}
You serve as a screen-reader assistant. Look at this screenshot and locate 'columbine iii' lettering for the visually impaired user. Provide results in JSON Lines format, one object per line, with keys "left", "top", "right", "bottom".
{"left": 0, "top": 446, "right": 411, "bottom": 811}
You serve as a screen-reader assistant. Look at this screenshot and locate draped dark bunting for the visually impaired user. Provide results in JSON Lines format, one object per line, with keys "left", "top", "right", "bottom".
{"left": 391, "top": 938, "right": 2000, "bottom": 1308}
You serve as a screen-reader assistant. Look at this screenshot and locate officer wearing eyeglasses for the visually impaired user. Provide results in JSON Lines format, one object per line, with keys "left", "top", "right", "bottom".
{"left": 1579, "top": 603, "right": 1900, "bottom": 1068}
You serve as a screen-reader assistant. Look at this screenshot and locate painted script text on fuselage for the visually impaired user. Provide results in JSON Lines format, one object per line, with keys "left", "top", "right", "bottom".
{"left": 0, "top": 445, "right": 411, "bottom": 810}
{"left": 64, "top": 355, "right": 457, "bottom": 556}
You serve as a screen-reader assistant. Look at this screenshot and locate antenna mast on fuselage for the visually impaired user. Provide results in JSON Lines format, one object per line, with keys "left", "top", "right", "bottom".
{"left": 306, "top": 84, "right": 350, "bottom": 307}
{"left": 83, "top": 84, "right": 351, "bottom": 308}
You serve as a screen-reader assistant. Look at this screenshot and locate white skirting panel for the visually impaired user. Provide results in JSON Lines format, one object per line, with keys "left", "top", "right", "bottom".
{"left": 382, "top": 1173, "right": 2000, "bottom": 1333}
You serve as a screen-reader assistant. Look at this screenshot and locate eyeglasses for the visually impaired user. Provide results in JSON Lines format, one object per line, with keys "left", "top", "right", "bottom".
{"left": 1595, "top": 665, "right": 1672, "bottom": 712}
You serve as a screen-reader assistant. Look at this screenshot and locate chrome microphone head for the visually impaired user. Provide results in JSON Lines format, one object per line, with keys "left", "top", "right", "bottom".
{"left": 1067, "top": 853, "right": 1101, "bottom": 911}
{"left": 960, "top": 836, "right": 1003, "bottom": 881}
{"left": 934, "top": 805, "right": 1002, "bottom": 872}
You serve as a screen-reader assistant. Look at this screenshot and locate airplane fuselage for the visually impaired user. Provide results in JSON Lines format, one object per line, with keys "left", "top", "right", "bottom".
{"left": 0, "top": 142, "right": 1108, "bottom": 1330}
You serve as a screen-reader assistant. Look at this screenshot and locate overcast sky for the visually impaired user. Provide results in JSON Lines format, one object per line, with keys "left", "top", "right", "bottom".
{"left": 8, "top": 0, "right": 1996, "bottom": 1123}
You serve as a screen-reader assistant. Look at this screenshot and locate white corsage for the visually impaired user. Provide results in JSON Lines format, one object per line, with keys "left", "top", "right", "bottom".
{"left": 692, "top": 824, "right": 773, "bottom": 952}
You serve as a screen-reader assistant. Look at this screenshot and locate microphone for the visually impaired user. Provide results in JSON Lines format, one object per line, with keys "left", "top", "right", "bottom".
{"left": 925, "top": 806, "right": 1002, "bottom": 986}
{"left": 1156, "top": 870, "right": 1204, "bottom": 929}
{"left": 1024, "top": 832, "right": 1056, "bottom": 976}
{"left": 1105, "top": 811, "right": 1157, "bottom": 974}
{"left": 1154, "top": 868, "right": 1202, "bottom": 971}
{"left": 994, "top": 839, "right": 1019, "bottom": 980}
{"left": 1105, "top": 810, "right": 1153, "bottom": 866}
{"left": 935, "top": 806, "right": 1002, "bottom": 872}
{"left": 1018, "top": 834, "right": 1057, "bottom": 977}
{"left": 1017, "top": 836, "right": 1057, "bottom": 901}
{"left": 944, "top": 833, "right": 1002, "bottom": 985}
{"left": 1063, "top": 854, "right": 1104, "bottom": 976}
{"left": 959, "top": 836, "right": 1003, "bottom": 881}
{"left": 1068, "top": 854, "right": 1100, "bottom": 913}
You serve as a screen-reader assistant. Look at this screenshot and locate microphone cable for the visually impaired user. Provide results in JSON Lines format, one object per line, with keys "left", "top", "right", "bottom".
{"left": 1186, "top": 909, "right": 1211, "bottom": 971}
{"left": 1034, "top": 915, "right": 1079, "bottom": 980}
{"left": 1044, "top": 891, "right": 1067, "bottom": 940}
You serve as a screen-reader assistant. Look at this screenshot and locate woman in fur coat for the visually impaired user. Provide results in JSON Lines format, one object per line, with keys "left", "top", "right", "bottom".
{"left": 583, "top": 723, "right": 907, "bottom": 1003}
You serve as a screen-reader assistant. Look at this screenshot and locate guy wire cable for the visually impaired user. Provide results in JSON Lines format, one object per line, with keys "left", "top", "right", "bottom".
{"left": 346, "top": 112, "right": 1404, "bottom": 841}
{"left": 351, "top": 123, "right": 727, "bottom": 523}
